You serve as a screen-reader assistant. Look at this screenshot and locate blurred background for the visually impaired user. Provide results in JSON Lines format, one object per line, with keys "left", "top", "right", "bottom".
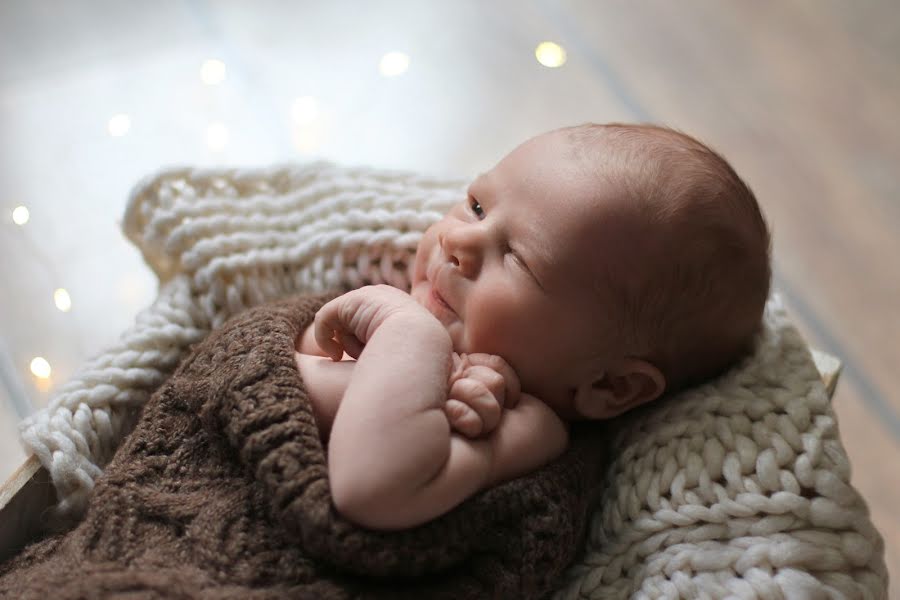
{"left": 1, "top": 0, "right": 897, "bottom": 592}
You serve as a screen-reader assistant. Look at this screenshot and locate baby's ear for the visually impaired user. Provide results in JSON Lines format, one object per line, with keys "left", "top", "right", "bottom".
{"left": 573, "top": 359, "right": 666, "bottom": 420}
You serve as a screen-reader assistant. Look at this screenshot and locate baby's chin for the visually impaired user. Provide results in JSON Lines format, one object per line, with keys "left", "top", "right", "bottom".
{"left": 409, "top": 279, "right": 470, "bottom": 351}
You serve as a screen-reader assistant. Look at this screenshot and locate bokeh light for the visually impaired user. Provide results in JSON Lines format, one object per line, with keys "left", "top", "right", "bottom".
{"left": 291, "top": 96, "right": 319, "bottom": 125}
{"left": 535, "top": 41, "right": 567, "bottom": 67}
{"left": 108, "top": 114, "right": 131, "bottom": 137}
{"left": 292, "top": 128, "right": 320, "bottom": 154}
{"left": 54, "top": 288, "right": 72, "bottom": 312}
{"left": 30, "top": 357, "right": 51, "bottom": 379}
{"left": 200, "top": 59, "right": 227, "bottom": 85}
{"left": 379, "top": 52, "right": 410, "bottom": 77}
{"left": 12, "top": 205, "right": 29, "bottom": 225}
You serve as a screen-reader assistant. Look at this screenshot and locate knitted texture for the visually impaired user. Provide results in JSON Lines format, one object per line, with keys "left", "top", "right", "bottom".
{"left": 1, "top": 295, "right": 604, "bottom": 598}
{"left": 551, "top": 293, "right": 887, "bottom": 599}
{"left": 19, "top": 162, "right": 466, "bottom": 520}
{"left": 17, "top": 162, "right": 888, "bottom": 598}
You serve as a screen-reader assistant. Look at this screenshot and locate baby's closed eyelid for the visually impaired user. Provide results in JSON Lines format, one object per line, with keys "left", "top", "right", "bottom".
{"left": 505, "top": 244, "right": 544, "bottom": 289}
{"left": 501, "top": 242, "right": 523, "bottom": 266}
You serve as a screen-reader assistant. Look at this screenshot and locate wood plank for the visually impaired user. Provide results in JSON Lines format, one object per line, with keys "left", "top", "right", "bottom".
{"left": 828, "top": 376, "right": 900, "bottom": 598}
{"left": 0, "top": 454, "right": 57, "bottom": 563}
{"left": 811, "top": 349, "right": 843, "bottom": 399}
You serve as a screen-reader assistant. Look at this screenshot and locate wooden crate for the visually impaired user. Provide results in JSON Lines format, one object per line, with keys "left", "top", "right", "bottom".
{"left": 0, "top": 350, "right": 843, "bottom": 563}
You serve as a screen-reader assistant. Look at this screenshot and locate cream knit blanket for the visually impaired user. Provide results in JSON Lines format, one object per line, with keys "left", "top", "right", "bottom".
{"left": 18, "top": 162, "right": 887, "bottom": 598}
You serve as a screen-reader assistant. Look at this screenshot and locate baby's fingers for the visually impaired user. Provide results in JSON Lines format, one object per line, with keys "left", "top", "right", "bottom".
{"left": 444, "top": 399, "right": 483, "bottom": 438}
{"left": 336, "top": 331, "right": 365, "bottom": 360}
{"left": 449, "top": 377, "right": 502, "bottom": 434}
{"left": 464, "top": 354, "right": 521, "bottom": 409}
{"left": 462, "top": 365, "right": 507, "bottom": 408}
{"left": 313, "top": 303, "right": 347, "bottom": 362}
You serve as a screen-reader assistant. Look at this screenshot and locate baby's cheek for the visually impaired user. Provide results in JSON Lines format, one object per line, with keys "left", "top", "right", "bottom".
{"left": 464, "top": 311, "right": 517, "bottom": 358}
{"left": 486, "top": 326, "right": 549, "bottom": 386}
{"left": 410, "top": 249, "right": 427, "bottom": 285}
{"left": 411, "top": 226, "right": 440, "bottom": 281}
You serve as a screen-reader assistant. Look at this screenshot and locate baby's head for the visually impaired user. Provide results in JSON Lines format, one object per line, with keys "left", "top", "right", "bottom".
{"left": 410, "top": 123, "right": 770, "bottom": 420}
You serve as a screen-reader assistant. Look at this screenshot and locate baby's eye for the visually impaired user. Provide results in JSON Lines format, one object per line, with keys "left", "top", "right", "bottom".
{"left": 469, "top": 197, "right": 485, "bottom": 219}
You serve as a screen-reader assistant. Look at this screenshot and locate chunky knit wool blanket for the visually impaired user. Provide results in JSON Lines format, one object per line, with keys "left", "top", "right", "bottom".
{"left": 18, "top": 163, "right": 888, "bottom": 598}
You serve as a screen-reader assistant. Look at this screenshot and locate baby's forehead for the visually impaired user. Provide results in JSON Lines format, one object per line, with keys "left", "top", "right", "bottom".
{"left": 473, "top": 147, "right": 651, "bottom": 238}
{"left": 467, "top": 172, "right": 490, "bottom": 193}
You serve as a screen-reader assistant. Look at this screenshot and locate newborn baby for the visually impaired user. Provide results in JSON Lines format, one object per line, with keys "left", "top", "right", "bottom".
{"left": 294, "top": 123, "right": 772, "bottom": 530}
{"left": 0, "top": 123, "right": 772, "bottom": 599}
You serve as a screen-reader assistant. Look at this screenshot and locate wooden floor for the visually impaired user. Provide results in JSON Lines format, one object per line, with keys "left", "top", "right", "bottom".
{"left": 0, "top": 0, "right": 897, "bottom": 594}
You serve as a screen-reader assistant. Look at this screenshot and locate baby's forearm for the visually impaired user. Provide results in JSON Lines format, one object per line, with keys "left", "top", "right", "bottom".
{"left": 293, "top": 353, "right": 354, "bottom": 442}
{"left": 328, "top": 314, "right": 472, "bottom": 527}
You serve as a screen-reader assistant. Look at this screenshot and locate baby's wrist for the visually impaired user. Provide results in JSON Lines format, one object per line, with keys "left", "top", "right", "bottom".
{"left": 380, "top": 310, "right": 452, "bottom": 353}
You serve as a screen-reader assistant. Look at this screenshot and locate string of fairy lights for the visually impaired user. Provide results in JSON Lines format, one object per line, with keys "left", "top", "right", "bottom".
{"left": 6, "top": 41, "right": 568, "bottom": 389}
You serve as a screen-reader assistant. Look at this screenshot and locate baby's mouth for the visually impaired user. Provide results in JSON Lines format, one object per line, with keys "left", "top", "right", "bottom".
{"left": 425, "top": 265, "right": 458, "bottom": 319}
{"left": 431, "top": 287, "right": 454, "bottom": 313}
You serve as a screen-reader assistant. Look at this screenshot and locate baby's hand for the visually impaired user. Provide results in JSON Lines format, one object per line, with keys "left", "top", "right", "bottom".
{"left": 314, "top": 285, "right": 436, "bottom": 361}
{"left": 445, "top": 353, "right": 521, "bottom": 439}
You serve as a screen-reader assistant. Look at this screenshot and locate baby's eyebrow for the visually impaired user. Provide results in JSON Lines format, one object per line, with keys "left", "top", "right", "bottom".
{"left": 469, "top": 172, "right": 492, "bottom": 195}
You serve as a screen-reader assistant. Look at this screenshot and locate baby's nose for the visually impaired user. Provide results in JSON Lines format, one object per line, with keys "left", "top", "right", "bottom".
{"left": 440, "top": 229, "right": 483, "bottom": 278}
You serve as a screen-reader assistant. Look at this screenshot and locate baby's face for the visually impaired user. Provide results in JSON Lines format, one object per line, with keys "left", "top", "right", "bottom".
{"left": 410, "top": 130, "right": 648, "bottom": 417}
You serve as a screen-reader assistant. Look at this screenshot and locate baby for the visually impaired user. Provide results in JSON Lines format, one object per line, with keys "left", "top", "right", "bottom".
{"left": 294, "top": 123, "right": 771, "bottom": 530}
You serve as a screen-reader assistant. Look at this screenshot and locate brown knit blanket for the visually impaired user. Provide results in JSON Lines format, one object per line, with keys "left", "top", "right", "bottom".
{"left": 0, "top": 295, "right": 607, "bottom": 599}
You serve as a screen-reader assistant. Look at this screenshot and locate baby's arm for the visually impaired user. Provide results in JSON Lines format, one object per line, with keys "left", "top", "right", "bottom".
{"left": 296, "top": 346, "right": 569, "bottom": 489}
{"left": 480, "top": 392, "right": 569, "bottom": 488}
{"left": 316, "top": 286, "right": 569, "bottom": 530}
{"left": 445, "top": 352, "right": 569, "bottom": 487}
{"left": 295, "top": 346, "right": 512, "bottom": 443}
{"left": 316, "top": 286, "right": 465, "bottom": 529}
{"left": 293, "top": 354, "right": 354, "bottom": 442}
